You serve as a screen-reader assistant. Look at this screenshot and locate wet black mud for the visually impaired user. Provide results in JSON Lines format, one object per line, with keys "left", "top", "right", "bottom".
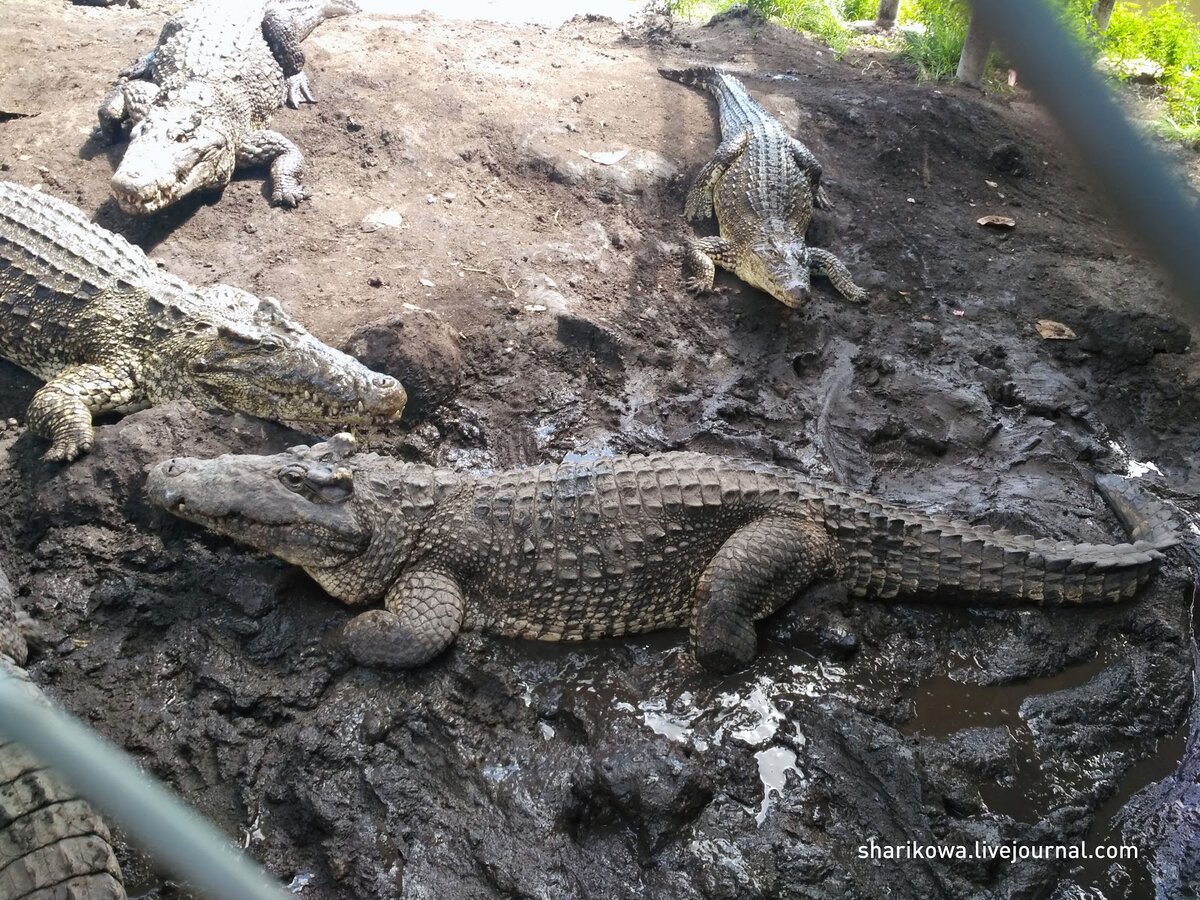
{"left": 0, "top": 3, "right": 1198, "bottom": 899}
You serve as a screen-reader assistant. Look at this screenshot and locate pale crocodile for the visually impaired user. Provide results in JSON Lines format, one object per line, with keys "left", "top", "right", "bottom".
{"left": 147, "top": 436, "right": 1177, "bottom": 673}
{"left": 99, "top": 0, "right": 359, "bottom": 213}
{"left": 0, "top": 181, "right": 405, "bottom": 461}
{"left": 660, "top": 66, "right": 868, "bottom": 307}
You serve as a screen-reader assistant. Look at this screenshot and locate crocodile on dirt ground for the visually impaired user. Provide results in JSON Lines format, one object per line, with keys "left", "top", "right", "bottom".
{"left": 0, "top": 563, "right": 126, "bottom": 900}
{"left": 0, "top": 181, "right": 406, "bottom": 462}
{"left": 660, "top": 66, "right": 869, "bottom": 308}
{"left": 98, "top": 0, "right": 359, "bottom": 214}
{"left": 147, "top": 434, "right": 1178, "bottom": 674}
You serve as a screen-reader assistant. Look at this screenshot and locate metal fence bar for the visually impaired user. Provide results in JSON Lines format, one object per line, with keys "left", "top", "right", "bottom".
{"left": 0, "top": 669, "right": 290, "bottom": 900}
{"left": 967, "top": 0, "right": 1200, "bottom": 312}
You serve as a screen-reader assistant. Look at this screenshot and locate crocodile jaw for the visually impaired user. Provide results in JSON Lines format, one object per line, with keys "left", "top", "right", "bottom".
{"left": 147, "top": 451, "right": 369, "bottom": 570}
{"left": 112, "top": 113, "right": 235, "bottom": 214}
{"left": 737, "top": 242, "right": 811, "bottom": 308}
{"left": 144, "top": 311, "right": 408, "bottom": 428}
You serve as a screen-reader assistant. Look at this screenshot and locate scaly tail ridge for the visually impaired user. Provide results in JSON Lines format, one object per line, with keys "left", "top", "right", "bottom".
{"left": 1094, "top": 474, "right": 1178, "bottom": 548}
{"left": 821, "top": 476, "right": 1179, "bottom": 606}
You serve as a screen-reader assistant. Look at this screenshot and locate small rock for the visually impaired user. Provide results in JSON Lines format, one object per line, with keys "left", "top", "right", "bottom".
{"left": 367, "top": 276, "right": 383, "bottom": 288}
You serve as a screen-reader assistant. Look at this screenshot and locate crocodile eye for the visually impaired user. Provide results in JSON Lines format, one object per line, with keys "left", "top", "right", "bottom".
{"left": 259, "top": 337, "right": 285, "bottom": 353}
{"left": 279, "top": 468, "right": 306, "bottom": 492}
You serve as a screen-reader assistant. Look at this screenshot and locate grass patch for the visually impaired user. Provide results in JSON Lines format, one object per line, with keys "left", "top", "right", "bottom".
{"left": 665, "top": 0, "right": 880, "bottom": 53}
{"left": 663, "top": 0, "right": 1200, "bottom": 144}
{"left": 898, "top": 0, "right": 969, "bottom": 81}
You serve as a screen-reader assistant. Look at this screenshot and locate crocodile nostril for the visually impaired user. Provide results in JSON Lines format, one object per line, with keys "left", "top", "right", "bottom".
{"left": 164, "top": 460, "right": 183, "bottom": 477}
{"left": 372, "top": 375, "right": 397, "bottom": 389}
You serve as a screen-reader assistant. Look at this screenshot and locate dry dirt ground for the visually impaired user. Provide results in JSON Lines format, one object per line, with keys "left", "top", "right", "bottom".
{"left": 1, "top": 2, "right": 1199, "bottom": 899}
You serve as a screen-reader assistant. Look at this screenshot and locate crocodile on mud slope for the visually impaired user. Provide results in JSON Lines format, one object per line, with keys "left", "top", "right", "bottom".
{"left": 0, "top": 564, "right": 126, "bottom": 900}
{"left": 0, "top": 181, "right": 406, "bottom": 462}
{"left": 147, "top": 435, "right": 1178, "bottom": 674}
{"left": 98, "top": 0, "right": 359, "bottom": 214}
{"left": 659, "top": 66, "right": 868, "bottom": 308}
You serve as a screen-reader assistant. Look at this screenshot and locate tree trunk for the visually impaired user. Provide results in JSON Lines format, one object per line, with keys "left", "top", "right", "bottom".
{"left": 956, "top": 9, "right": 991, "bottom": 88}
{"left": 876, "top": 0, "right": 900, "bottom": 28}
{"left": 1092, "top": 0, "right": 1116, "bottom": 31}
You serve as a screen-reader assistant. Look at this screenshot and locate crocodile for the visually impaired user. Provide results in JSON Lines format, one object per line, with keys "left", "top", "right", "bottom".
{"left": 147, "top": 435, "right": 1178, "bottom": 673}
{"left": 659, "top": 66, "right": 868, "bottom": 308}
{"left": 98, "top": 0, "right": 359, "bottom": 214}
{"left": 0, "top": 181, "right": 406, "bottom": 462}
{"left": 0, "top": 563, "right": 126, "bottom": 900}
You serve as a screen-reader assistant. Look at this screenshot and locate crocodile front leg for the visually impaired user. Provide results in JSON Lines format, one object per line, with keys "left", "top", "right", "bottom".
{"left": 685, "top": 131, "right": 749, "bottom": 221}
{"left": 26, "top": 364, "right": 140, "bottom": 462}
{"left": 683, "top": 235, "right": 737, "bottom": 294}
{"left": 691, "top": 515, "right": 842, "bottom": 673}
{"left": 119, "top": 49, "right": 156, "bottom": 80}
{"left": 342, "top": 570, "right": 464, "bottom": 669}
{"left": 97, "top": 80, "right": 160, "bottom": 143}
{"left": 809, "top": 247, "right": 868, "bottom": 303}
{"left": 237, "top": 130, "right": 307, "bottom": 207}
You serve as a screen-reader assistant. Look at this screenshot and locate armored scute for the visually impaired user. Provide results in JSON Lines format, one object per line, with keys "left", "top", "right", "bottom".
{"left": 149, "top": 436, "right": 1177, "bottom": 673}
{"left": 99, "top": 0, "right": 359, "bottom": 213}
{"left": 0, "top": 181, "right": 406, "bottom": 461}
{"left": 660, "top": 67, "right": 868, "bottom": 307}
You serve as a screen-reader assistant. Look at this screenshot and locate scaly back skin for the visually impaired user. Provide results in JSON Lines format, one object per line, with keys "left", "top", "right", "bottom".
{"left": 150, "top": 443, "right": 1176, "bottom": 672}
{"left": 381, "top": 453, "right": 1167, "bottom": 633}
{"left": 0, "top": 181, "right": 194, "bottom": 383}
{"left": 143, "top": 0, "right": 283, "bottom": 131}
{"left": 0, "top": 181, "right": 406, "bottom": 460}
{"left": 325, "top": 452, "right": 1174, "bottom": 670}
{"left": 703, "top": 72, "right": 817, "bottom": 239}
{"left": 0, "top": 566, "right": 127, "bottom": 900}
{"left": 659, "top": 67, "right": 868, "bottom": 306}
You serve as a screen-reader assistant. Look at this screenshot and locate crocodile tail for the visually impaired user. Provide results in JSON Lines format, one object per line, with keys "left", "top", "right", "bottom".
{"left": 1093, "top": 474, "right": 1178, "bottom": 548}
{"left": 0, "top": 663, "right": 127, "bottom": 900}
{"left": 821, "top": 477, "right": 1179, "bottom": 607}
{"left": 658, "top": 66, "right": 723, "bottom": 88}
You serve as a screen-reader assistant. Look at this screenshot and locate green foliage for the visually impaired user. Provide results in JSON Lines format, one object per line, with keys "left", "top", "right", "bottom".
{"left": 1104, "top": 2, "right": 1200, "bottom": 135}
{"left": 664, "top": 0, "right": 855, "bottom": 51}
{"left": 899, "top": 0, "right": 969, "bottom": 82}
{"left": 663, "top": 0, "right": 1200, "bottom": 140}
{"left": 840, "top": 0, "right": 877, "bottom": 20}
{"left": 768, "top": 0, "right": 852, "bottom": 51}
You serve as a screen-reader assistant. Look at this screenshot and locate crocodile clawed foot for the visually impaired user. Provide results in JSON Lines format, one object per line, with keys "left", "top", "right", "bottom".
{"left": 284, "top": 73, "right": 316, "bottom": 109}
{"left": 683, "top": 198, "right": 713, "bottom": 222}
{"left": 272, "top": 187, "right": 309, "bottom": 208}
{"left": 41, "top": 439, "right": 89, "bottom": 464}
{"left": 683, "top": 278, "right": 711, "bottom": 295}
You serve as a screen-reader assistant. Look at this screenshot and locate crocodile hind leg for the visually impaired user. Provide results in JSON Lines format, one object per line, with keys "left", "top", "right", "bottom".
{"left": 683, "top": 235, "right": 737, "bottom": 294}
{"left": 789, "top": 137, "right": 832, "bottom": 210}
{"left": 26, "top": 365, "right": 139, "bottom": 463}
{"left": 685, "top": 131, "right": 749, "bottom": 221}
{"left": 342, "top": 570, "right": 464, "bottom": 669}
{"left": 690, "top": 516, "right": 842, "bottom": 673}
{"left": 238, "top": 130, "right": 307, "bottom": 207}
{"left": 97, "top": 80, "right": 160, "bottom": 143}
{"left": 809, "top": 247, "right": 868, "bottom": 303}
{"left": 263, "top": 1, "right": 360, "bottom": 108}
